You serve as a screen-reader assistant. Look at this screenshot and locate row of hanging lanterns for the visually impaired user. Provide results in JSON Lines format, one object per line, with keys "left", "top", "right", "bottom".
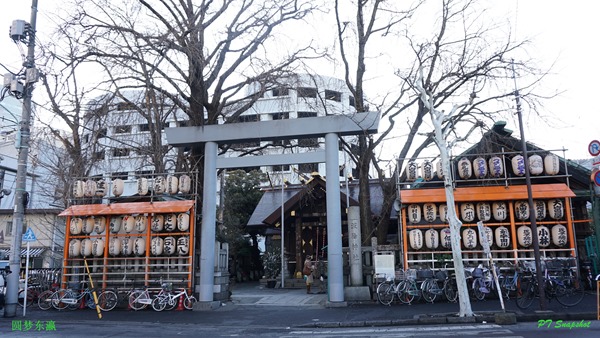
{"left": 73, "top": 174, "right": 192, "bottom": 198}
{"left": 69, "top": 213, "right": 191, "bottom": 235}
{"left": 68, "top": 235, "right": 190, "bottom": 258}
{"left": 407, "top": 199, "right": 564, "bottom": 224}
{"left": 408, "top": 223, "right": 568, "bottom": 250}
{"left": 406, "top": 154, "right": 560, "bottom": 181}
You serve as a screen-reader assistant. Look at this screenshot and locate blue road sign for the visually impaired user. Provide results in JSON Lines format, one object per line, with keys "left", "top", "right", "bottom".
{"left": 588, "top": 140, "right": 600, "bottom": 157}
{"left": 22, "top": 228, "right": 37, "bottom": 242}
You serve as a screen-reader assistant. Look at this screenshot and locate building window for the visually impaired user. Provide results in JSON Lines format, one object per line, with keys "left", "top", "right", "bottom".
{"left": 297, "top": 87, "right": 317, "bottom": 98}
{"left": 111, "top": 172, "right": 128, "bottom": 180}
{"left": 272, "top": 87, "right": 289, "bottom": 97}
{"left": 325, "top": 90, "right": 341, "bottom": 102}
{"left": 112, "top": 148, "right": 130, "bottom": 157}
{"left": 92, "top": 150, "right": 105, "bottom": 161}
{"left": 135, "top": 170, "right": 154, "bottom": 178}
{"left": 178, "top": 120, "right": 190, "bottom": 127}
{"left": 298, "top": 138, "right": 319, "bottom": 148}
{"left": 272, "top": 165, "right": 290, "bottom": 172}
{"left": 114, "top": 125, "right": 132, "bottom": 134}
{"left": 271, "top": 112, "right": 289, "bottom": 120}
{"left": 139, "top": 123, "right": 150, "bottom": 132}
{"left": 297, "top": 111, "right": 317, "bottom": 119}
{"left": 6, "top": 221, "right": 12, "bottom": 236}
{"left": 349, "top": 96, "right": 355, "bottom": 107}
{"left": 239, "top": 167, "right": 261, "bottom": 173}
{"left": 83, "top": 134, "right": 89, "bottom": 144}
{"left": 298, "top": 163, "right": 319, "bottom": 173}
{"left": 97, "top": 128, "right": 107, "bottom": 139}
{"left": 116, "top": 102, "right": 137, "bottom": 111}
{"left": 273, "top": 139, "right": 291, "bottom": 146}
{"left": 237, "top": 114, "right": 258, "bottom": 123}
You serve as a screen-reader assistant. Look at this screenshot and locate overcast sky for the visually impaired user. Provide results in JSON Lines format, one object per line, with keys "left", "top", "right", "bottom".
{"left": 0, "top": 0, "right": 598, "bottom": 160}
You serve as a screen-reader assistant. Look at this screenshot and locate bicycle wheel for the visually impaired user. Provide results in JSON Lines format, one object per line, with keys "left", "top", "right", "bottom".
{"left": 18, "top": 289, "right": 34, "bottom": 307}
{"left": 421, "top": 280, "right": 437, "bottom": 303}
{"left": 556, "top": 280, "right": 585, "bottom": 307}
{"left": 151, "top": 296, "right": 167, "bottom": 311}
{"left": 516, "top": 281, "right": 535, "bottom": 310}
{"left": 395, "top": 281, "right": 414, "bottom": 304}
{"left": 38, "top": 290, "right": 55, "bottom": 310}
{"left": 129, "top": 290, "right": 148, "bottom": 311}
{"left": 444, "top": 279, "right": 458, "bottom": 302}
{"left": 52, "top": 289, "right": 76, "bottom": 311}
{"left": 183, "top": 296, "right": 196, "bottom": 310}
{"left": 472, "top": 278, "right": 486, "bottom": 301}
{"left": 97, "top": 290, "right": 118, "bottom": 311}
{"left": 165, "top": 297, "right": 178, "bottom": 311}
{"left": 376, "top": 282, "right": 395, "bottom": 306}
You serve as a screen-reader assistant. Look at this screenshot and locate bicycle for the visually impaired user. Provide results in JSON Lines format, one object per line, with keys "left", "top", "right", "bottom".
{"left": 395, "top": 269, "right": 424, "bottom": 305}
{"left": 151, "top": 283, "right": 196, "bottom": 311}
{"left": 471, "top": 265, "right": 493, "bottom": 301}
{"left": 497, "top": 262, "right": 521, "bottom": 299}
{"left": 128, "top": 285, "right": 154, "bottom": 311}
{"left": 51, "top": 282, "right": 117, "bottom": 311}
{"left": 420, "top": 267, "right": 457, "bottom": 303}
{"left": 375, "top": 273, "right": 399, "bottom": 306}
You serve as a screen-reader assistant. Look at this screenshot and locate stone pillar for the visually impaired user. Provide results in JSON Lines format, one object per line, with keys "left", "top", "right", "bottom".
{"left": 348, "top": 206, "right": 363, "bottom": 286}
{"left": 325, "top": 133, "right": 344, "bottom": 303}
{"left": 199, "top": 141, "right": 217, "bottom": 303}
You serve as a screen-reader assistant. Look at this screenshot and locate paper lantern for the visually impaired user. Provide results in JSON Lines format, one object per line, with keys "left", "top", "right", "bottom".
{"left": 177, "top": 236, "right": 190, "bottom": 255}
{"left": 179, "top": 175, "right": 192, "bottom": 193}
{"left": 135, "top": 215, "right": 147, "bottom": 233}
{"left": 529, "top": 155, "right": 544, "bottom": 175}
{"left": 134, "top": 237, "right": 146, "bottom": 256}
{"left": 544, "top": 154, "right": 560, "bottom": 175}
{"left": 163, "top": 236, "right": 176, "bottom": 255}
{"left": 123, "top": 215, "right": 135, "bottom": 233}
{"left": 457, "top": 157, "right": 472, "bottom": 179}
{"left": 422, "top": 203, "right": 437, "bottom": 222}
{"left": 421, "top": 160, "right": 434, "bottom": 181}
{"left": 167, "top": 175, "right": 179, "bottom": 194}
{"left": 151, "top": 237, "right": 164, "bottom": 256}
{"left": 121, "top": 237, "right": 133, "bottom": 256}
{"left": 73, "top": 180, "right": 85, "bottom": 198}
{"left": 479, "top": 226, "right": 494, "bottom": 247}
{"left": 547, "top": 199, "right": 564, "bottom": 220}
{"left": 476, "top": 202, "right": 491, "bottom": 222}
{"left": 84, "top": 180, "right": 97, "bottom": 197}
{"left": 517, "top": 226, "right": 532, "bottom": 247}
{"left": 511, "top": 155, "right": 526, "bottom": 176}
{"left": 137, "top": 178, "right": 148, "bottom": 195}
{"left": 538, "top": 226, "right": 551, "bottom": 248}
{"left": 151, "top": 214, "right": 164, "bottom": 232}
{"left": 154, "top": 176, "right": 166, "bottom": 194}
{"left": 408, "top": 204, "right": 421, "bottom": 224}
{"left": 81, "top": 239, "right": 93, "bottom": 257}
{"left": 70, "top": 217, "right": 83, "bottom": 235}
{"left": 177, "top": 213, "right": 190, "bottom": 231}
{"left": 514, "top": 201, "right": 529, "bottom": 221}
{"left": 439, "top": 204, "right": 448, "bottom": 223}
{"left": 460, "top": 203, "right": 475, "bottom": 222}
{"left": 110, "top": 216, "right": 122, "bottom": 234}
{"left": 488, "top": 156, "right": 504, "bottom": 178}
{"left": 440, "top": 228, "right": 452, "bottom": 248}
{"left": 436, "top": 161, "right": 444, "bottom": 179}
{"left": 494, "top": 226, "right": 510, "bottom": 248}
{"left": 92, "top": 238, "right": 104, "bottom": 257}
{"left": 462, "top": 228, "right": 477, "bottom": 249}
{"left": 406, "top": 161, "right": 418, "bottom": 181}
{"left": 424, "top": 229, "right": 439, "bottom": 249}
{"left": 164, "top": 214, "right": 177, "bottom": 231}
{"left": 551, "top": 224, "right": 568, "bottom": 247}
{"left": 492, "top": 202, "right": 507, "bottom": 221}
{"left": 93, "top": 216, "right": 106, "bottom": 234}
{"left": 96, "top": 179, "right": 108, "bottom": 197}
{"left": 112, "top": 179, "right": 124, "bottom": 197}
{"left": 83, "top": 217, "right": 95, "bottom": 234}
{"left": 109, "top": 237, "right": 121, "bottom": 256}
{"left": 534, "top": 200, "right": 546, "bottom": 220}
{"left": 69, "top": 239, "right": 81, "bottom": 257}
{"left": 473, "top": 157, "right": 488, "bottom": 179}
{"left": 409, "top": 229, "right": 423, "bottom": 250}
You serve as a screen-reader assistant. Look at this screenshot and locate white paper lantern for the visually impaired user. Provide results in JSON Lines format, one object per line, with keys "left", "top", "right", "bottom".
{"left": 547, "top": 199, "right": 564, "bottom": 220}
{"left": 460, "top": 203, "right": 476, "bottom": 222}
{"left": 109, "top": 237, "right": 121, "bottom": 256}
{"left": 436, "top": 161, "right": 444, "bottom": 179}
{"left": 534, "top": 200, "right": 546, "bottom": 220}
{"left": 421, "top": 160, "right": 435, "bottom": 181}
{"left": 462, "top": 228, "right": 477, "bottom": 249}
{"left": 551, "top": 224, "right": 568, "bottom": 247}
{"left": 96, "top": 179, "right": 108, "bottom": 197}
{"left": 177, "top": 213, "right": 190, "bottom": 231}
{"left": 73, "top": 180, "right": 85, "bottom": 198}
{"left": 422, "top": 203, "right": 437, "bottom": 222}
{"left": 406, "top": 161, "right": 418, "bottom": 181}
{"left": 154, "top": 176, "right": 165, "bottom": 194}
{"left": 70, "top": 217, "right": 83, "bottom": 235}
{"left": 511, "top": 155, "right": 526, "bottom": 176}
{"left": 123, "top": 215, "right": 135, "bottom": 233}
{"left": 167, "top": 175, "right": 179, "bottom": 194}
{"left": 425, "top": 229, "right": 439, "bottom": 249}
{"left": 440, "top": 228, "right": 452, "bottom": 248}
{"left": 544, "top": 154, "right": 560, "bottom": 175}
{"left": 151, "top": 214, "right": 164, "bottom": 232}
{"left": 112, "top": 178, "right": 125, "bottom": 197}
{"left": 93, "top": 216, "right": 106, "bottom": 234}
{"left": 110, "top": 216, "right": 122, "bottom": 234}
{"left": 135, "top": 215, "right": 147, "bottom": 233}
{"left": 457, "top": 157, "right": 472, "bottom": 179}
{"left": 84, "top": 180, "right": 97, "bottom": 197}
{"left": 492, "top": 202, "right": 507, "bottom": 221}
{"left": 69, "top": 239, "right": 81, "bottom": 257}
{"left": 177, "top": 236, "right": 190, "bottom": 255}
{"left": 83, "top": 217, "right": 95, "bottom": 234}
{"left": 476, "top": 202, "right": 491, "bottom": 222}
{"left": 514, "top": 201, "right": 529, "bottom": 221}
{"left": 473, "top": 157, "right": 488, "bottom": 179}
{"left": 408, "top": 204, "right": 421, "bottom": 224}
{"left": 494, "top": 226, "right": 510, "bottom": 248}
{"left": 134, "top": 237, "right": 146, "bottom": 256}
{"left": 92, "top": 238, "right": 104, "bottom": 257}
{"left": 479, "top": 226, "right": 494, "bottom": 247}
{"left": 151, "top": 237, "right": 164, "bottom": 256}
{"left": 179, "top": 175, "right": 192, "bottom": 193}
{"left": 517, "top": 226, "right": 532, "bottom": 247}
{"left": 163, "top": 236, "right": 176, "bottom": 255}
{"left": 81, "top": 239, "right": 93, "bottom": 257}
{"left": 439, "top": 204, "right": 448, "bottom": 223}
{"left": 121, "top": 237, "right": 133, "bottom": 256}
{"left": 164, "top": 214, "right": 177, "bottom": 231}
{"left": 137, "top": 178, "right": 148, "bottom": 195}
{"left": 409, "top": 229, "right": 423, "bottom": 250}
{"left": 529, "top": 155, "right": 544, "bottom": 175}
{"left": 488, "top": 156, "right": 504, "bottom": 178}
{"left": 538, "top": 226, "right": 551, "bottom": 248}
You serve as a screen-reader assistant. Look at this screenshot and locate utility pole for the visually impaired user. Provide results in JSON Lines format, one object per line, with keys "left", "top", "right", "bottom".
{"left": 4, "top": 0, "right": 38, "bottom": 318}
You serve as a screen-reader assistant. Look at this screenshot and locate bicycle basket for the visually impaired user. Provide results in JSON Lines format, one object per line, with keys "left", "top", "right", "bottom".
{"left": 435, "top": 270, "right": 448, "bottom": 281}
{"left": 417, "top": 269, "right": 434, "bottom": 279}
{"left": 161, "top": 282, "right": 173, "bottom": 291}
{"left": 472, "top": 268, "right": 483, "bottom": 278}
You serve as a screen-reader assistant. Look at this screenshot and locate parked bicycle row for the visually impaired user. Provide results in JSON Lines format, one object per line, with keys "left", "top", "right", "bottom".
{"left": 376, "top": 258, "right": 585, "bottom": 309}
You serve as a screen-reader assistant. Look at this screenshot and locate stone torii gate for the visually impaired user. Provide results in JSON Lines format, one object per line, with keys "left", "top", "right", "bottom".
{"left": 165, "top": 112, "right": 380, "bottom": 308}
